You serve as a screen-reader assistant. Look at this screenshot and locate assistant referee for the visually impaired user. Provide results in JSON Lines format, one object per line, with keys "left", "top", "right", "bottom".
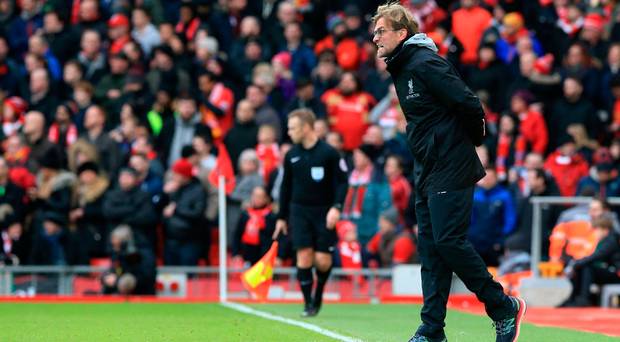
{"left": 273, "top": 108, "right": 348, "bottom": 317}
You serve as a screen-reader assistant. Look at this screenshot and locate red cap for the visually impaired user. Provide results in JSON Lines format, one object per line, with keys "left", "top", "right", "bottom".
{"left": 272, "top": 52, "right": 292, "bottom": 70}
{"left": 3, "top": 96, "right": 28, "bottom": 116}
{"left": 171, "top": 158, "right": 194, "bottom": 178}
{"left": 583, "top": 13, "right": 604, "bottom": 32}
{"left": 108, "top": 14, "right": 129, "bottom": 28}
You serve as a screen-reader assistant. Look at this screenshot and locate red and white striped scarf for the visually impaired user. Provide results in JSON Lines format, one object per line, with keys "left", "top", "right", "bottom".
{"left": 557, "top": 6, "right": 583, "bottom": 38}
{"left": 48, "top": 123, "right": 78, "bottom": 147}
{"left": 2, "top": 231, "right": 12, "bottom": 255}
{"left": 343, "top": 166, "right": 373, "bottom": 219}
{"left": 496, "top": 133, "right": 526, "bottom": 180}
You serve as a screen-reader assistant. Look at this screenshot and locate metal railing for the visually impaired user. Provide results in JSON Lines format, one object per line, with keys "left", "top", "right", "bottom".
{"left": 0, "top": 265, "right": 392, "bottom": 299}
{"left": 530, "top": 196, "right": 620, "bottom": 277}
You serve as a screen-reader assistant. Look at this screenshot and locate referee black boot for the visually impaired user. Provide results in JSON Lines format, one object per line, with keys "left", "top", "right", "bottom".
{"left": 408, "top": 333, "right": 447, "bottom": 342}
{"left": 311, "top": 294, "right": 323, "bottom": 315}
{"left": 300, "top": 304, "right": 318, "bottom": 318}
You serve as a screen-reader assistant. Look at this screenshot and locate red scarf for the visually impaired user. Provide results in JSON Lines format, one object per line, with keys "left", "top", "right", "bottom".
{"left": 242, "top": 206, "right": 272, "bottom": 246}
{"left": 2, "top": 231, "right": 12, "bottom": 255}
{"left": 613, "top": 99, "right": 620, "bottom": 137}
{"left": 176, "top": 18, "right": 200, "bottom": 42}
{"left": 200, "top": 83, "right": 234, "bottom": 141}
{"left": 557, "top": 17, "right": 583, "bottom": 37}
{"left": 4, "top": 146, "right": 30, "bottom": 167}
{"left": 256, "top": 143, "right": 280, "bottom": 184}
{"left": 48, "top": 123, "right": 78, "bottom": 147}
{"left": 3, "top": 121, "right": 22, "bottom": 137}
{"left": 496, "top": 133, "right": 526, "bottom": 180}
{"left": 556, "top": 6, "right": 583, "bottom": 37}
{"left": 338, "top": 241, "right": 362, "bottom": 270}
{"left": 343, "top": 166, "right": 372, "bottom": 219}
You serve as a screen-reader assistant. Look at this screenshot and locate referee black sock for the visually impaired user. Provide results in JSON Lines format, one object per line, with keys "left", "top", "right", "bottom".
{"left": 297, "top": 267, "right": 313, "bottom": 307}
{"left": 313, "top": 267, "right": 332, "bottom": 309}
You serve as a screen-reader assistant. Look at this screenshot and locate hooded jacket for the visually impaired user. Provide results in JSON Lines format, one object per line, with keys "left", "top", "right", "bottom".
{"left": 385, "top": 34, "right": 485, "bottom": 194}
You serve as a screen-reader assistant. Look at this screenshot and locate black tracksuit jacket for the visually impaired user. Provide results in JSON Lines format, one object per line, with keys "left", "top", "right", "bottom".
{"left": 385, "top": 35, "right": 486, "bottom": 194}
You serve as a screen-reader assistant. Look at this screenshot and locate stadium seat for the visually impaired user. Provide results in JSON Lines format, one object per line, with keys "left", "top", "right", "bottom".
{"left": 601, "top": 284, "right": 620, "bottom": 308}
{"left": 538, "top": 262, "right": 564, "bottom": 278}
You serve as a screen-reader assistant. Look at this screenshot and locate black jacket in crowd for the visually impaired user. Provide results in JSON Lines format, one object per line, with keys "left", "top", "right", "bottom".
{"left": 164, "top": 178, "right": 207, "bottom": 241}
{"left": 505, "top": 182, "right": 562, "bottom": 254}
{"left": 385, "top": 34, "right": 485, "bottom": 194}
{"left": 574, "top": 231, "right": 620, "bottom": 271}
{"left": 103, "top": 186, "right": 158, "bottom": 247}
{"left": 0, "top": 180, "right": 26, "bottom": 227}
{"left": 70, "top": 178, "right": 110, "bottom": 264}
{"left": 223, "top": 120, "right": 259, "bottom": 172}
{"left": 467, "top": 59, "right": 509, "bottom": 112}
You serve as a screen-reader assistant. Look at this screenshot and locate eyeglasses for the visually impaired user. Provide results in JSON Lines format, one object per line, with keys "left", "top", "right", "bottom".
{"left": 372, "top": 28, "right": 400, "bottom": 38}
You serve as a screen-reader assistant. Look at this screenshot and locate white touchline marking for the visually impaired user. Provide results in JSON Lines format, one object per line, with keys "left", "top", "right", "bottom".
{"left": 220, "top": 302, "right": 363, "bottom": 342}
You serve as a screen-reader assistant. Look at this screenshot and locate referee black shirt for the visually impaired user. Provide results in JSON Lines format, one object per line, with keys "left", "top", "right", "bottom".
{"left": 278, "top": 139, "right": 348, "bottom": 220}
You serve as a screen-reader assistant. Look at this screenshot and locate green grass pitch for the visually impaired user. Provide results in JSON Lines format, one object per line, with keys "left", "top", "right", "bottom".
{"left": 0, "top": 303, "right": 613, "bottom": 341}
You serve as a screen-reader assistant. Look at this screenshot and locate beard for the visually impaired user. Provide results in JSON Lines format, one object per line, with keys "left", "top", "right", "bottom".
{"left": 340, "top": 88, "right": 355, "bottom": 96}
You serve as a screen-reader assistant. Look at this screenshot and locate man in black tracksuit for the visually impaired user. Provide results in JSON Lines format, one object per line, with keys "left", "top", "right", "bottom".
{"left": 372, "top": 4, "right": 525, "bottom": 342}
{"left": 274, "top": 108, "right": 348, "bottom": 317}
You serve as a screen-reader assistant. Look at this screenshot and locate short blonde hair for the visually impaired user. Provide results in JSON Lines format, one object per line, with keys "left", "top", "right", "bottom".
{"left": 372, "top": 2, "right": 419, "bottom": 36}
{"left": 288, "top": 108, "right": 316, "bottom": 127}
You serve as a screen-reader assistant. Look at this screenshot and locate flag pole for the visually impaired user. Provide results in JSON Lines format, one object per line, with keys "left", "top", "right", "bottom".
{"left": 218, "top": 175, "right": 227, "bottom": 302}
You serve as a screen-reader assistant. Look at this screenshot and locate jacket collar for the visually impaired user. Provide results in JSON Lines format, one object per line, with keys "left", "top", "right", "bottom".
{"left": 385, "top": 33, "right": 438, "bottom": 74}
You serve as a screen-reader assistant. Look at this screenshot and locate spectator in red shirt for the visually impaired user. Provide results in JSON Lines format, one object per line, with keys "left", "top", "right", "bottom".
{"left": 404, "top": 0, "right": 447, "bottom": 33}
{"left": 544, "top": 137, "right": 590, "bottom": 197}
{"left": 510, "top": 90, "right": 548, "bottom": 155}
{"left": 315, "top": 14, "right": 361, "bottom": 72}
{"left": 384, "top": 155, "right": 412, "bottom": 224}
{"left": 256, "top": 125, "right": 280, "bottom": 185}
{"left": 197, "top": 70, "right": 235, "bottom": 141}
{"left": 366, "top": 207, "right": 416, "bottom": 267}
{"left": 322, "top": 71, "right": 376, "bottom": 151}
{"left": 336, "top": 220, "right": 362, "bottom": 271}
{"left": 2, "top": 96, "right": 27, "bottom": 137}
{"left": 107, "top": 14, "right": 131, "bottom": 55}
{"left": 451, "top": 0, "right": 492, "bottom": 65}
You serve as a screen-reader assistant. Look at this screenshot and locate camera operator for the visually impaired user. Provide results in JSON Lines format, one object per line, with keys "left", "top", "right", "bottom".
{"left": 102, "top": 225, "right": 156, "bottom": 295}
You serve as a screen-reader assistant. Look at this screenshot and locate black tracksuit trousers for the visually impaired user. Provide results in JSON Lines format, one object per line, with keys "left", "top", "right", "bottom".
{"left": 415, "top": 186, "right": 513, "bottom": 337}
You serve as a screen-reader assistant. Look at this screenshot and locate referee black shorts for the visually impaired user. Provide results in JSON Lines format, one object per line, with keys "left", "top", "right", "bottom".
{"left": 289, "top": 204, "right": 336, "bottom": 253}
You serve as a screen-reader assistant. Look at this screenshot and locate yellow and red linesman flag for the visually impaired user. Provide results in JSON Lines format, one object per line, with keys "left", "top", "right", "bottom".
{"left": 241, "top": 241, "right": 279, "bottom": 301}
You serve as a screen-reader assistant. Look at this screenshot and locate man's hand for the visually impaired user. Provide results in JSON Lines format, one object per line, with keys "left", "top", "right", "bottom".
{"left": 273, "top": 219, "right": 288, "bottom": 239}
{"left": 163, "top": 180, "right": 179, "bottom": 194}
{"left": 69, "top": 208, "right": 84, "bottom": 222}
{"left": 163, "top": 203, "right": 176, "bottom": 218}
{"left": 103, "top": 273, "right": 117, "bottom": 287}
{"left": 326, "top": 207, "right": 340, "bottom": 229}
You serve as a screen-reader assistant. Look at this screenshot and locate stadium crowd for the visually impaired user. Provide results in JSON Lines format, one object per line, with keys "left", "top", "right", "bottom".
{"left": 1, "top": 0, "right": 620, "bottom": 302}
